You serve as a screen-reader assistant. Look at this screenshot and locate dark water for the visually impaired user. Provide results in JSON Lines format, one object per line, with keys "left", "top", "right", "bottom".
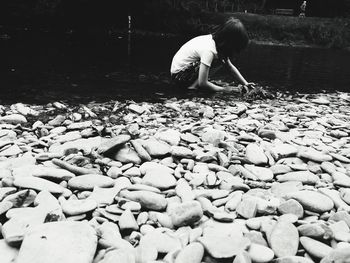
{"left": 1, "top": 30, "right": 350, "bottom": 104}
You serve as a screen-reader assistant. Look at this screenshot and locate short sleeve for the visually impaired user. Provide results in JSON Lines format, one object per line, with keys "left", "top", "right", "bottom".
{"left": 199, "top": 50, "right": 215, "bottom": 67}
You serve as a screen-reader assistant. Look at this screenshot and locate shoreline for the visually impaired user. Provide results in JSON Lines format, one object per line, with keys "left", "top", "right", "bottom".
{"left": 1, "top": 91, "right": 350, "bottom": 262}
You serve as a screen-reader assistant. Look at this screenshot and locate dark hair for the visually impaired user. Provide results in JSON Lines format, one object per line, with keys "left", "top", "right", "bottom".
{"left": 212, "top": 18, "right": 249, "bottom": 60}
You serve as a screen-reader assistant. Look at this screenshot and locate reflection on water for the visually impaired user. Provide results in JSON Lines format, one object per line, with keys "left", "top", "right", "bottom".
{"left": 0, "top": 30, "right": 349, "bottom": 104}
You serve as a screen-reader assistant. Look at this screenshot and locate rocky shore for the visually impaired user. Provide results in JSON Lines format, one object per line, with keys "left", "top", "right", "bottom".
{"left": 1, "top": 92, "right": 350, "bottom": 263}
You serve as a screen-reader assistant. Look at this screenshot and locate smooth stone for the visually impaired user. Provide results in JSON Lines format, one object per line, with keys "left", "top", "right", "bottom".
{"left": 245, "top": 144, "right": 268, "bottom": 165}
{"left": 175, "top": 242, "right": 204, "bottom": 263}
{"left": 213, "top": 211, "right": 236, "bottom": 222}
{"left": 270, "top": 144, "right": 298, "bottom": 160}
{"left": 98, "top": 248, "right": 135, "bottom": 263}
{"left": 97, "top": 135, "right": 131, "bottom": 155}
{"left": 320, "top": 247, "right": 350, "bottom": 263}
{"left": 13, "top": 177, "right": 65, "bottom": 194}
{"left": 201, "top": 128, "right": 226, "bottom": 145}
{"left": 0, "top": 201, "right": 13, "bottom": 215}
{"left": 175, "top": 178, "right": 195, "bottom": 202}
{"left": 29, "top": 166, "right": 75, "bottom": 181}
{"left": 270, "top": 181, "right": 303, "bottom": 198}
{"left": 123, "top": 167, "right": 141, "bottom": 177}
{"left": 88, "top": 185, "right": 126, "bottom": 206}
{"left": 248, "top": 243, "right": 274, "bottom": 263}
{"left": 225, "top": 191, "right": 243, "bottom": 211}
{"left": 120, "top": 201, "right": 141, "bottom": 212}
{"left": 66, "top": 121, "right": 92, "bottom": 130}
{"left": 320, "top": 161, "right": 337, "bottom": 175}
{"left": 171, "top": 146, "right": 194, "bottom": 158}
{"left": 97, "top": 221, "right": 122, "bottom": 248}
{"left": 278, "top": 214, "right": 298, "bottom": 224}
{"left": 0, "top": 239, "right": 19, "bottom": 263}
{"left": 299, "top": 236, "right": 333, "bottom": 259}
{"left": 139, "top": 229, "right": 182, "bottom": 254}
{"left": 61, "top": 198, "right": 97, "bottom": 216}
{"left": 198, "top": 235, "right": 250, "bottom": 259}
{"left": 236, "top": 197, "right": 258, "bottom": 219}
{"left": 68, "top": 174, "right": 114, "bottom": 190}
{"left": 270, "top": 164, "right": 293, "bottom": 175}
{"left": 119, "top": 209, "right": 139, "bottom": 232}
{"left": 277, "top": 171, "right": 319, "bottom": 184}
{"left": 284, "top": 190, "right": 334, "bottom": 213}
{"left": 318, "top": 188, "right": 350, "bottom": 211}
{"left": 2, "top": 189, "right": 36, "bottom": 207}
{"left": 202, "top": 220, "right": 244, "bottom": 239}
{"left": 113, "top": 145, "right": 142, "bottom": 164}
{"left": 0, "top": 145, "right": 22, "bottom": 157}
{"left": 142, "top": 138, "right": 171, "bottom": 157}
{"left": 155, "top": 129, "right": 181, "bottom": 146}
{"left": 134, "top": 243, "right": 158, "bottom": 263}
{"left": 16, "top": 221, "right": 97, "bottom": 263}
{"left": 298, "top": 149, "right": 332, "bottom": 163}
{"left": 49, "top": 137, "right": 102, "bottom": 155}
{"left": 130, "top": 140, "right": 152, "bottom": 162}
{"left": 119, "top": 190, "right": 167, "bottom": 211}
{"left": 297, "top": 224, "right": 326, "bottom": 238}
{"left": 139, "top": 162, "right": 174, "bottom": 175}
{"left": 278, "top": 199, "right": 304, "bottom": 218}
{"left": 245, "top": 230, "right": 268, "bottom": 247}
{"left": 329, "top": 211, "right": 350, "bottom": 228}
{"left": 275, "top": 256, "right": 315, "bottom": 263}
{"left": 128, "top": 103, "right": 146, "bottom": 114}
{"left": 142, "top": 170, "right": 177, "bottom": 190}
{"left": 339, "top": 188, "right": 350, "bottom": 205}
{"left": 329, "top": 221, "right": 350, "bottom": 242}
{"left": 269, "top": 221, "right": 299, "bottom": 257}
{"left": 0, "top": 114, "right": 27, "bottom": 124}
{"left": 244, "top": 165, "right": 274, "bottom": 181}
{"left": 332, "top": 171, "right": 350, "bottom": 187}
{"left": 168, "top": 201, "right": 203, "bottom": 227}
{"left": 233, "top": 251, "right": 252, "bottom": 263}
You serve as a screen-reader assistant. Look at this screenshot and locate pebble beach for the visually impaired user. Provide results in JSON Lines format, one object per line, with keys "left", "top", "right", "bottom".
{"left": 1, "top": 91, "right": 350, "bottom": 263}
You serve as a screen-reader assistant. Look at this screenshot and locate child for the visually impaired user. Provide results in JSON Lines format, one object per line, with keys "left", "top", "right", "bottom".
{"left": 170, "top": 17, "right": 254, "bottom": 92}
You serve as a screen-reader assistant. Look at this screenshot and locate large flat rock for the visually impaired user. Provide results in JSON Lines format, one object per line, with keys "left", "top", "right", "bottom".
{"left": 16, "top": 221, "right": 97, "bottom": 263}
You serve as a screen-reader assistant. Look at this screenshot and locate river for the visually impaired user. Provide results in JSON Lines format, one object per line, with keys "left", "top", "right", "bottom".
{"left": 0, "top": 30, "right": 349, "bottom": 104}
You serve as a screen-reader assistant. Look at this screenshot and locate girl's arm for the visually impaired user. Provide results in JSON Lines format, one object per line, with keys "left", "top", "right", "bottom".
{"left": 198, "top": 63, "right": 226, "bottom": 92}
{"left": 225, "top": 58, "right": 249, "bottom": 85}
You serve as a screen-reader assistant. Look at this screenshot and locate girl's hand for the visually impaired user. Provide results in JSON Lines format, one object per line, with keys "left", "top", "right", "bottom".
{"left": 223, "top": 86, "right": 235, "bottom": 93}
{"left": 242, "top": 82, "right": 256, "bottom": 93}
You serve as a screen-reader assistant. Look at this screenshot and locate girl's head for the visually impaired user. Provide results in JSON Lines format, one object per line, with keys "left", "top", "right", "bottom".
{"left": 212, "top": 18, "right": 249, "bottom": 59}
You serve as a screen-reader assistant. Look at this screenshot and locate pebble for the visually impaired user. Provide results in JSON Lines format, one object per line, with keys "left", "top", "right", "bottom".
{"left": 198, "top": 235, "right": 251, "bottom": 259}
{"left": 245, "top": 144, "right": 268, "bottom": 165}
{"left": 68, "top": 174, "right": 115, "bottom": 190}
{"left": 175, "top": 242, "right": 204, "bottom": 263}
{"left": 284, "top": 190, "right": 334, "bottom": 213}
{"left": 168, "top": 201, "right": 203, "bottom": 227}
{"left": 142, "top": 169, "right": 177, "bottom": 190}
{"left": 119, "top": 190, "right": 167, "bottom": 211}
{"left": 16, "top": 221, "right": 97, "bottom": 263}
{"left": 299, "top": 236, "right": 333, "bottom": 259}
{"left": 0, "top": 94, "right": 349, "bottom": 262}
{"left": 278, "top": 199, "right": 304, "bottom": 218}
{"left": 269, "top": 221, "right": 299, "bottom": 257}
{"left": 247, "top": 243, "right": 274, "bottom": 263}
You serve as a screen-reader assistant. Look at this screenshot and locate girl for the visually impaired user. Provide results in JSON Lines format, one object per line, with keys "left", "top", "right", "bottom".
{"left": 170, "top": 17, "right": 254, "bottom": 92}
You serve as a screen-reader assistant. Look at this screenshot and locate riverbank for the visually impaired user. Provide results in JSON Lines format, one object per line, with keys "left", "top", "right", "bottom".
{"left": 1, "top": 91, "right": 350, "bottom": 262}
{"left": 194, "top": 12, "right": 350, "bottom": 49}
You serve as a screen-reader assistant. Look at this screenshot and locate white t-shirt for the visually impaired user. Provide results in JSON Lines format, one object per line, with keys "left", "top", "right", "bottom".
{"left": 170, "top": 34, "right": 218, "bottom": 74}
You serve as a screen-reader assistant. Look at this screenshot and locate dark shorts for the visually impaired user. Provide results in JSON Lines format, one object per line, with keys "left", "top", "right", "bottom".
{"left": 171, "top": 61, "right": 200, "bottom": 88}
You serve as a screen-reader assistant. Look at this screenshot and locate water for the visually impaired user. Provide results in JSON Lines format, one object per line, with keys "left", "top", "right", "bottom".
{"left": 1, "top": 29, "right": 350, "bottom": 104}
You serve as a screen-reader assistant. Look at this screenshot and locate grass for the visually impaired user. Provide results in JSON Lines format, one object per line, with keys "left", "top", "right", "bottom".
{"left": 188, "top": 12, "right": 350, "bottom": 49}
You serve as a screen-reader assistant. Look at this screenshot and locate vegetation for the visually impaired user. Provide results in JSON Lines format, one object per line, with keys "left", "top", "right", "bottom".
{"left": 1, "top": 0, "right": 349, "bottom": 48}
